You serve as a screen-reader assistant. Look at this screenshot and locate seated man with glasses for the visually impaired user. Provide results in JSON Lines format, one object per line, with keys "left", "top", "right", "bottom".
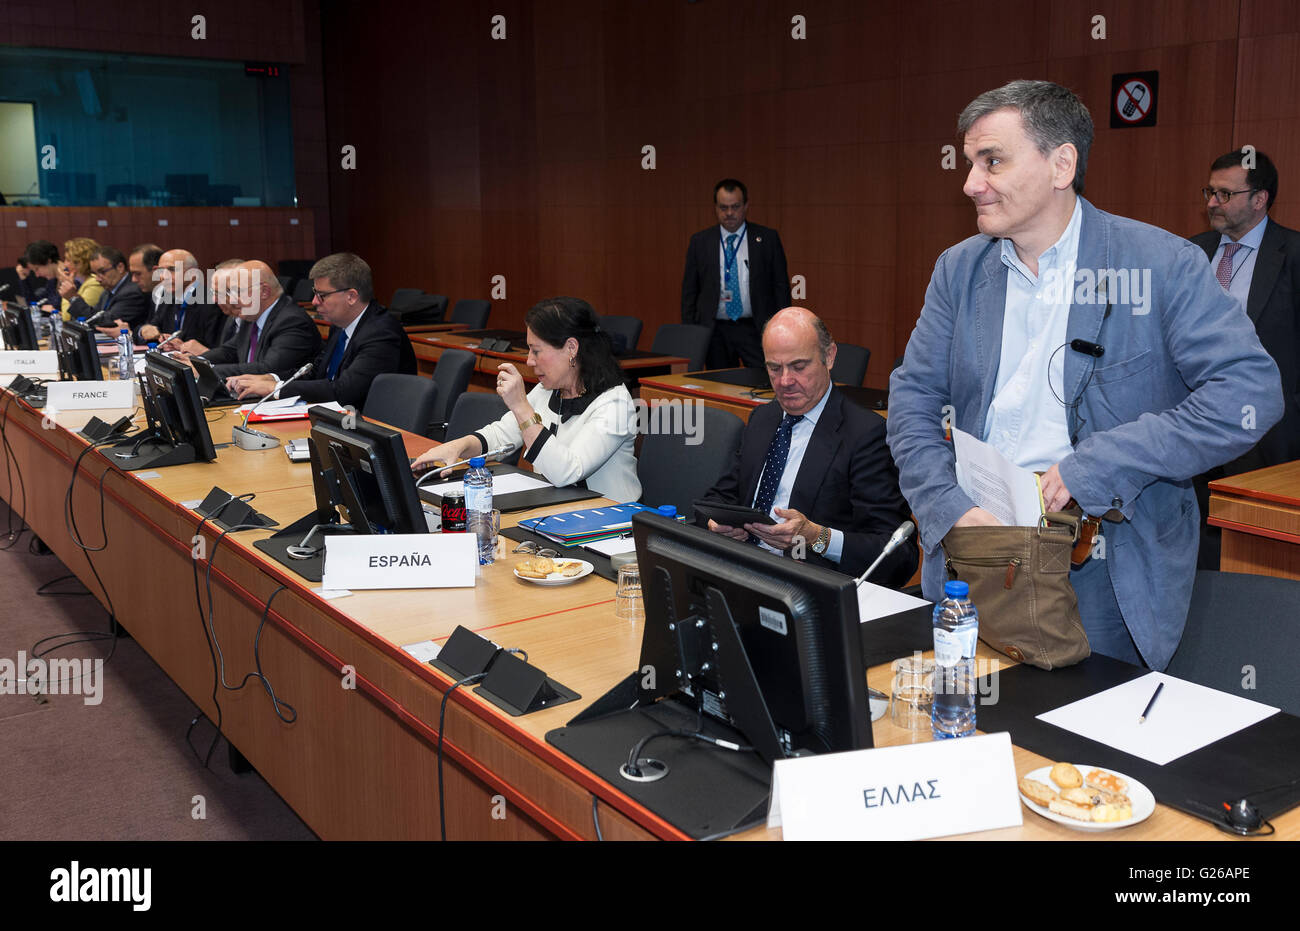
{"left": 226, "top": 252, "right": 416, "bottom": 410}
{"left": 887, "top": 81, "right": 1282, "bottom": 670}
{"left": 697, "top": 306, "right": 917, "bottom": 586}
{"left": 1188, "top": 149, "right": 1300, "bottom": 566}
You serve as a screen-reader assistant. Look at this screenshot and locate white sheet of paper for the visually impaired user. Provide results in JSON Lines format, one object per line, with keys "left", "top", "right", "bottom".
{"left": 951, "top": 427, "right": 1042, "bottom": 526}
{"left": 856, "top": 579, "right": 931, "bottom": 623}
{"left": 1036, "top": 672, "right": 1280, "bottom": 766}
{"left": 401, "top": 640, "right": 441, "bottom": 664}
{"left": 237, "top": 399, "right": 347, "bottom": 413}
{"left": 423, "top": 472, "right": 552, "bottom": 497}
{"left": 584, "top": 536, "right": 637, "bottom": 556}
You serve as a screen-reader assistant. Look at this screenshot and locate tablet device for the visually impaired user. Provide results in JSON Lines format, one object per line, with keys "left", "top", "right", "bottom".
{"left": 691, "top": 500, "right": 776, "bottom": 527}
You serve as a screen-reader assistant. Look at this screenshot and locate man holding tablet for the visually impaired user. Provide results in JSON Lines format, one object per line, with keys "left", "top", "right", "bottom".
{"left": 698, "top": 307, "right": 916, "bottom": 587}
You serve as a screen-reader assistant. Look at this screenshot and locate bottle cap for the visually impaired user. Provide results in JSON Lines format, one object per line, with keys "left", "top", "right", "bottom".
{"left": 943, "top": 580, "right": 970, "bottom": 598}
{"left": 468, "top": 457, "right": 486, "bottom": 468}
{"left": 120, "top": 327, "right": 129, "bottom": 334}
{"left": 656, "top": 505, "right": 677, "bottom": 518}
{"left": 77, "top": 317, "right": 86, "bottom": 323}
{"left": 147, "top": 342, "right": 158, "bottom": 350}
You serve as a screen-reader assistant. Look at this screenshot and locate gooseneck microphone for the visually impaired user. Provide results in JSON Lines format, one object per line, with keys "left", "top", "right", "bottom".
{"left": 232, "top": 363, "right": 314, "bottom": 451}
{"left": 855, "top": 520, "right": 916, "bottom": 587}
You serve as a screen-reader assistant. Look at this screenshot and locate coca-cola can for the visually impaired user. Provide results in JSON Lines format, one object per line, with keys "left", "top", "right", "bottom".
{"left": 441, "top": 492, "right": 467, "bottom": 532}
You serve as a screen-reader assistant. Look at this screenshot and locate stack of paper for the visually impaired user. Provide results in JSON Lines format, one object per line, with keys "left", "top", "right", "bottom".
{"left": 951, "top": 427, "right": 1043, "bottom": 526}
{"left": 518, "top": 503, "right": 656, "bottom": 545}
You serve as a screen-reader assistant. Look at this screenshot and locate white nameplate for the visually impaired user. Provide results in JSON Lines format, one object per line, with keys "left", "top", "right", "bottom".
{"left": 768, "top": 732, "right": 1022, "bottom": 840}
{"left": 45, "top": 380, "right": 134, "bottom": 410}
{"left": 0, "top": 350, "right": 58, "bottom": 374}
{"left": 322, "top": 533, "right": 477, "bottom": 591}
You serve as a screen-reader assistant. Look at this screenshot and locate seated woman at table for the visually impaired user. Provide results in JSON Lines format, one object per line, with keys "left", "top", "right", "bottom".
{"left": 56, "top": 237, "right": 105, "bottom": 322}
{"left": 412, "top": 297, "right": 642, "bottom": 503}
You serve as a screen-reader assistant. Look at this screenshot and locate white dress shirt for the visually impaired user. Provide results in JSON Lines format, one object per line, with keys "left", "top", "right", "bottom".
{"left": 752, "top": 386, "right": 844, "bottom": 563}
{"left": 984, "top": 197, "right": 1082, "bottom": 471}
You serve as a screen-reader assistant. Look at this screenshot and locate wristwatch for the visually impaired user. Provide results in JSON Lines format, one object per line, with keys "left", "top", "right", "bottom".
{"left": 810, "top": 524, "right": 831, "bottom": 555}
{"left": 518, "top": 410, "right": 542, "bottom": 431}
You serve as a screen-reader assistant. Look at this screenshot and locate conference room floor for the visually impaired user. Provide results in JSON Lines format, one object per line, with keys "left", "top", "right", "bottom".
{"left": 0, "top": 500, "right": 314, "bottom": 840}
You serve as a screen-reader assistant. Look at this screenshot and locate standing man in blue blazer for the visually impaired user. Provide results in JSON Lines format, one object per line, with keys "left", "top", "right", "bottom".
{"left": 887, "top": 80, "right": 1283, "bottom": 671}
{"left": 681, "top": 179, "right": 791, "bottom": 368}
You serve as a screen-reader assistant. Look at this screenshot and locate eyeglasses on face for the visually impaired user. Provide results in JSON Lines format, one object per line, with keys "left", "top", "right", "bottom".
{"left": 1201, "top": 187, "right": 1256, "bottom": 205}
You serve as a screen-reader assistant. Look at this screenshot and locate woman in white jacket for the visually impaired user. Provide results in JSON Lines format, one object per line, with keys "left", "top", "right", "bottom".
{"left": 412, "top": 297, "right": 642, "bottom": 502}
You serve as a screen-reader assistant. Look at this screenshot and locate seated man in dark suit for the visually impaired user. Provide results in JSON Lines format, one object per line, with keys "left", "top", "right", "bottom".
{"left": 227, "top": 252, "right": 416, "bottom": 410}
{"left": 65, "top": 246, "right": 150, "bottom": 336}
{"left": 138, "top": 248, "right": 225, "bottom": 347}
{"left": 199, "top": 259, "right": 321, "bottom": 379}
{"left": 698, "top": 307, "right": 917, "bottom": 587}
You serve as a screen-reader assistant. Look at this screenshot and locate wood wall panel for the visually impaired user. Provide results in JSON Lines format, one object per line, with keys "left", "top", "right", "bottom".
{"left": 320, "top": 0, "right": 1300, "bottom": 387}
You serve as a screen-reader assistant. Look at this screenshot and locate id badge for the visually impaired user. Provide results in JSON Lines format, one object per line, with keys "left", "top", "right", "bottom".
{"left": 721, "top": 289, "right": 733, "bottom": 302}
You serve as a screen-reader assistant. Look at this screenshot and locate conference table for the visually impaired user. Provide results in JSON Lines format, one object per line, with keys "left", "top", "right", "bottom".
{"left": 1, "top": 374, "right": 1296, "bottom": 841}
{"left": 1208, "top": 460, "right": 1300, "bottom": 580}
{"left": 411, "top": 331, "right": 691, "bottom": 391}
{"left": 309, "top": 316, "right": 465, "bottom": 342}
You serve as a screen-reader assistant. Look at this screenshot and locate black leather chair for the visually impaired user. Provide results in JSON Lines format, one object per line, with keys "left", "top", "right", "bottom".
{"left": 444, "top": 392, "right": 522, "bottom": 465}
{"left": 389, "top": 288, "right": 424, "bottom": 310}
{"left": 428, "top": 348, "right": 477, "bottom": 441}
{"left": 637, "top": 405, "right": 746, "bottom": 519}
{"left": 362, "top": 373, "right": 439, "bottom": 437}
{"left": 650, "top": 323, "right": 711, "bottom": 372}
{"left": 1165, "top": 570, "right": 1300, "bottom": 715}
{"left": 831, "top": 341, "right": 871, "bottom": 386}
{"left": 599, "top": 315, "right": 643, "bottom": 353}
{"left": 450, "top": 299, "right": 491, "bottom": 330}
{"left": 292, "top": 279, "right": 315, "bottom": 304}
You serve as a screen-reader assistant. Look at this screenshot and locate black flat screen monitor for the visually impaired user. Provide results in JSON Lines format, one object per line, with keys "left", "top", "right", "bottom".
{"left": 2, "top": 302, "right": 39, "bottom": 351}
{"left": 306, "top": 407, "right": 427, "bottom": 535}
{"left": 56, "top": 320, "right": 102, "bottom": 381}
{"left": 631, "top": 511, "right": 871, "bottom": 762}
{"left": 123, "top": 351, "right": 217, "bottom": 466}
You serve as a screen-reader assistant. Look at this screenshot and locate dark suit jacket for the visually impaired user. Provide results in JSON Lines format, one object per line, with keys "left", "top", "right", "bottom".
{"left": 142, "top": 294, "right": 225, "bottom": 348}
{"left": 698, "top": 387, "right": 917, "bottom": 586}
{"left": 68, "top": 277, "right": 149, "bottom": 331}
{"left": 294, "top": 303, "right": 416, "bottom": 409}
{"left": 202, "top": 295, "right": 322, "bottom": 380}
{"left": 1191, "top": 219, "right": 1300, "bottom": 472}
{"left": 681, "top": 222, "right": 791, "bottom": 331}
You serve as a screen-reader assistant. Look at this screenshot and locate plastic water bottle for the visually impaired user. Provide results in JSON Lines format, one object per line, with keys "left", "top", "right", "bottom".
{"left": 464, "top": 456, "right": 494, "bottom": 565}
{"left": 116, "top": 328, "right": 133, "bottom": 380}
{"left": 49, "top": 313, "right": 62, "bottom": 343}
{"left": 931, "top": 580, "right": 979, "bottom": 739}
{"left": 29, "top": 302, "right": 44, "bottom": 338}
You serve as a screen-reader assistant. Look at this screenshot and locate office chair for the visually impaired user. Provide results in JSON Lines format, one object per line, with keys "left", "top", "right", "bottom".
{"left": 362, "top": 374, "right": 439, "bottom": 437}
{"left": 444, "top": 392, "right": 522, "bottom": 465}
{"left": 450, "top": 299, "right": 491, "bottom": 330}
{"left": 650, "top": 323, "right": 711, "bottom": 372}
{"left": 637, "top": 405, "right": 745, "bottom": 519}
{"left": 1165, "top": 570, "right": 1300, "bottom": 716}
{"left": 598, "top": 315, "right": 643, "bottom": 353}
{"left": 427, "top": 348, "right": 476, "bottom": 441}
{"left": 831, "top": 341, "right": 871, "bottom": 386}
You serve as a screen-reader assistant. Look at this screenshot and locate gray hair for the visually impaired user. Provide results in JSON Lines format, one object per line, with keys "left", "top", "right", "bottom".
{"left": 309, "top": 252, "right": 374, "bottom": 301}
{"left": 958, "top": 80, "right": 1094, "bottom": 195}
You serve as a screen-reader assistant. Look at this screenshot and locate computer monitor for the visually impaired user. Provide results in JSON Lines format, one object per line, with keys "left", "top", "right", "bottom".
{"left": 303, "top": 407, "right": 427, "bottom": 536}
{"left": 546, "top": 511, "right": 872, "bottom": 837}
{"left": 109, "top": 351, "right": 217, "bottom": 470}
{"left": 56, "top": 320, "right": 102, "bottom": 380}
{"left": 2, "top": 302, "right": 39, "bottom": 351}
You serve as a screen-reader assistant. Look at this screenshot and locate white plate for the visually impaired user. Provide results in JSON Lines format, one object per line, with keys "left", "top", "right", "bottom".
{"left": 1018, "top": 764, "right": 1155, "bottom": 832}
{"left": 513, "top": 559, "right": 595, "bottom": 585}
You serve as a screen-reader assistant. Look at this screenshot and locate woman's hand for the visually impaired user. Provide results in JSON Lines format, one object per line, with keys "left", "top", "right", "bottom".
{"left": 496, "top": 362, "right": 529, "bottom": 413}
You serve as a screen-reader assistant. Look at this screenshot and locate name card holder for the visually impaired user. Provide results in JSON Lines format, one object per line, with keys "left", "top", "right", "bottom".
{"left": 0, "top": 350, "right": 59, "bottom": 374}
{"left": 768, "top": 732, "right": 1023, "bottom": 840}
{"left": 45, "top": 380, "right": 134, "bottom": 411}
{"left": 322, "top": 533, "right": 476, "bottom": 590}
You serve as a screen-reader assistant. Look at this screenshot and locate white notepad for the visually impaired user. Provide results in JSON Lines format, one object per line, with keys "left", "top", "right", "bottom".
{"left": 1036, "top": 672, "right": 1279, "bottom": 765}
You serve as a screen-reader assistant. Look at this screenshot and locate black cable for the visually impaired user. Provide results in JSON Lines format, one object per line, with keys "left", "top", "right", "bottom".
{"left": 591, "top": 795, "right": 604, "bottom": 841}
{"left": 35, "top": 573, "right": 91, "bottom": 596}
{"left": 0, "top": 388, "right": 29, "bottom": 548}
{"left": 437, "top": 671, "right": 488, "bottom": 841}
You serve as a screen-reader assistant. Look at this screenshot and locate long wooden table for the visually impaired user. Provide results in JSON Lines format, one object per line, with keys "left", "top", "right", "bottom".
{"left": 1, "top": 378, "right": 1295, "bottom": 840}
{"left": 639, "top": 370, "right": 889, "bottom": 423}
{"left": 309, "top": 317, "right": 465, "bottom": 342}
{"left": 1208, "top": 461, "right": 1300, "bottom": 580}
{"left": 412, "top": 331, "right": 690, "bottom": 390}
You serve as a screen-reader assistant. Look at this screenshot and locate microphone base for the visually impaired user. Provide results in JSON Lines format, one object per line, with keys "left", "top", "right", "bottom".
{"left": 232, "top": 424, "right": 279, "bottom": 451}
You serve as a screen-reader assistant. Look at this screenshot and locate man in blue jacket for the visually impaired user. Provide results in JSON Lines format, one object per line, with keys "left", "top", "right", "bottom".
{"left": 886, "top": 81, "right": 1283, "bottom": 670}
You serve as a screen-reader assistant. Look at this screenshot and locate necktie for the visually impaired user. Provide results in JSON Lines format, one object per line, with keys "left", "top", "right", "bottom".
{"left": 723, "top": 234, "right": 744, "bottom": 320}
{"left": 325, "top": 330, "right": 348, "bottom": 380}
{"left": 174, "top": 299, "right": 187, "bottom": 333}
{"left": 1215, "top": 242, "right": 1242, "bottom": 290}
{"left": 247, "top": 322, "right": 259, "bottom": 363}
{"left": 753, "top": 413, "right": 802, "bottom": 518}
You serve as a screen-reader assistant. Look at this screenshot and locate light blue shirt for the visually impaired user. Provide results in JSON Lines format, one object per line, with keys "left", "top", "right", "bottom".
{"left": 716, "top": 222, "right": 752, "bottom": 320}
{"left": 752, "top": 385, "right": 844, "bottom": 563}
{"left": 984, "top": 197, "right": 1082, "bottom": 471}
{"left": 1210, "top": 215, "right": 1268, "bottom": 313}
